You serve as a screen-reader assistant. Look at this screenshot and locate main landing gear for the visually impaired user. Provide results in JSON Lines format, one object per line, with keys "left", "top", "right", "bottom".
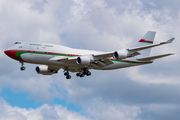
{"left": 64, "top": 68, "right": 91, "bottom": 79}
{"left": 76, "top": 68, "right": 91, "bottom": 78}
{"left": 64, "top": 71, "right": 71, "bottom": 79}
{"left": 20, "top": 61, "right": 26, "bottom": 71}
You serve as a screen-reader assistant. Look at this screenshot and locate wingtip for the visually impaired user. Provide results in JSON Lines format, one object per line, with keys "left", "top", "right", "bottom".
{"left": 166, "top": 53, "right": 175, "bottom": 56}
{"left": 166, "top": 37, "right": 175, "bottom": 43}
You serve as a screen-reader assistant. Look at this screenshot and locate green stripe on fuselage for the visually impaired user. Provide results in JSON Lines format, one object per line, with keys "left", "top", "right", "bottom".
{"left": 15, "top": 51, "right": 148, "bottom": 64}
{"left": 15, "top": 51, "right": 75, "bottom": 60}
{"left": 16, "top": 52, "right": 25, "bottom": 60}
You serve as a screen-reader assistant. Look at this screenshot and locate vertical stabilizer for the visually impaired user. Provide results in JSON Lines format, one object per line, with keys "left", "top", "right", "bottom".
{"left": 133, "top": 31, "right": 156, "bottom": 56}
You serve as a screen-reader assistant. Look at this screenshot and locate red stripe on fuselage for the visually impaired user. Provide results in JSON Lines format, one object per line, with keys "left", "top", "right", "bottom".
{"left": 4, "top": 50, "right": 22, "bottom": 61}
{"left": 4, "top": 50, "right": 80, "bottom": 61}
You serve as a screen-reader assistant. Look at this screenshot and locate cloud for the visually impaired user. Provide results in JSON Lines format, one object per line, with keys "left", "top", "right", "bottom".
{"left": 0, "top": 97, "right": 89, "bottom": 120}
{"left": 0, "top": 97, "right": 142, "bottom": 120}
{"left": 0, "top": 0, "right": 62, "bottom": 49}
{"left": 1, "top": 0, "right": 180, "bottom": 120}
{"left": 126, "top": 66, "right": 180, "bottom": 84}
{"left": 85, "top": 98, "right": 141, "bottom": 120}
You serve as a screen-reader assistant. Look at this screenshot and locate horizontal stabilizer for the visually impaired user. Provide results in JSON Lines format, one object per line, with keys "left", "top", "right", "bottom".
{"left": 137, "top": 53, "right": 174, "bottom": 61}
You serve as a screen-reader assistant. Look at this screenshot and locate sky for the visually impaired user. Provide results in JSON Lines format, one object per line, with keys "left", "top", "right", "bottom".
{"left": 0, "top": 0, "right": 180, "bottom": 119}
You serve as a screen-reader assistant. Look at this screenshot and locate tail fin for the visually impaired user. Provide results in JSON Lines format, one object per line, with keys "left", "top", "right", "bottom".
{"left": 133, "top": 31, "right": 156, "bottom": 56}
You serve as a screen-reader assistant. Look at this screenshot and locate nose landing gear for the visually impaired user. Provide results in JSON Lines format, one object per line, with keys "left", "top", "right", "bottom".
{"left": 20, "top": 66, "right": 26, "bottom": 71}
{"left": 20, "top": 61, "right": 26, "bottom": 71}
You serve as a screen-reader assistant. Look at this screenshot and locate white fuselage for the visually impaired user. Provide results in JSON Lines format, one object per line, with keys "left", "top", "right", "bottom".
{"left": 5, "top": 42, "right": 151, "bottom": 72}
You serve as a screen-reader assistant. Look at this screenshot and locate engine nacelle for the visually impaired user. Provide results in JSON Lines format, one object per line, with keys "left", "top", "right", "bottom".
{"left": 76, "top": 56, "right": 91, "bottom": 65}
{"left": 36, "top": 65, "right": 54, "bottom": 75}
{"left": 113, "top": 50, "right": 128, "bottom": 59}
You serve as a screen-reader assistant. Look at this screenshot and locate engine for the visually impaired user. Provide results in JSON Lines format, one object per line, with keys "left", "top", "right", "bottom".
{"left": 76, "top": 56, "right": 91, "bottom": 65}
{"left": 113, "top": 50, "right": 128, "bottom": 59}
{"left": 36, "top": 65, "right": 56, "bottom": 75}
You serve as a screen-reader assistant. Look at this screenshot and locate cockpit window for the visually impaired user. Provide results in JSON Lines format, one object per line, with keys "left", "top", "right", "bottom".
{"left": 15, "top": 42, "right": 21, "bottom": 44}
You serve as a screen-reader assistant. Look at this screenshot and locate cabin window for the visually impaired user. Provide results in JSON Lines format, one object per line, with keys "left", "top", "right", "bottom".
{"left": 30, "top": 44, "right": 42, "bottom": 46}
{"left": 15, "top": 42, "right": 21, "bottom": 44}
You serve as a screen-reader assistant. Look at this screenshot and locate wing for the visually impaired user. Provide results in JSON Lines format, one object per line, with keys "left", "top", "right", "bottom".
{"left": 48, "top": 37, "right": 174, "bottom": 69}
{"left": 93, "top": 52, "right": 114, "bottom": 59}
{"left": 48, "top": 53, "right": 114, "bottom": 69}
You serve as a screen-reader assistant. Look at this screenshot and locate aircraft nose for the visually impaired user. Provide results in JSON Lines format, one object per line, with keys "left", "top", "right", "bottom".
{"left": 4, "top": 50, "right": 22, "bottom": 61}
{"left": 4, "top": 50, "right": 10, "bottom": 56}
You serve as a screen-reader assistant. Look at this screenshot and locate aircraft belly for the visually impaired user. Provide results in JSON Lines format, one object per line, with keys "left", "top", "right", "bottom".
{"left": 21, "top": 53, "right": 147, "bottom": 71}
{"left": 21, "top": 53, "right": 52, "bottom": 64}
{"left": 51, "top": 62, "right": 83, "bottom": 68}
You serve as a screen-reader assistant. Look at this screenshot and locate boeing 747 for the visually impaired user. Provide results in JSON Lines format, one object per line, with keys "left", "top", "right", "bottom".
{"left": 4, "top": 31, "right": 174, "bottom": 79}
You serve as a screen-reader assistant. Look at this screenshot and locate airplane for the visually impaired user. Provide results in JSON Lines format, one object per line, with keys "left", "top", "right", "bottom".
{"left": 4, "top": 31, "right": 174, "bottom": 79}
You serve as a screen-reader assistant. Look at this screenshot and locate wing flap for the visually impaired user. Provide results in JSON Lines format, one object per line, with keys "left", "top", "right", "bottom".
{"left": 103, "top": 59, "right": 114, "bottom": 65}
{"left": 137, "top": 53, "right": 174, "bottom": 61}
{"left": 90, "top": 59, "right": 114, "bottom": 68}
{"left": 96, "top": 59, "right": 114, "bottom": 67}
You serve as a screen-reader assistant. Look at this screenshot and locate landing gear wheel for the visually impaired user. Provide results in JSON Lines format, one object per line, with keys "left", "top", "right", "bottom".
{"left": 86, "top": 71, "right": 91, "bottom": 76}
{"left": 66, "top": 75, "right": 71, "bottom": 79}
{"left": 64, "top": 70, "right": 71, "bottom": 79}
{"left": 20, "top": 66, "right": 26, "bottom": 71}
{"left": 50, "top": 70, "right": 58, "bottom": 73}
{"left": 76, "top": 73, "right": 80, "bottom": 77}
{"left": 64, "top": 72, "right": 69, "bottom": 76}
{"left": 80, "top": 74, "right": 85, "bottom": 77}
